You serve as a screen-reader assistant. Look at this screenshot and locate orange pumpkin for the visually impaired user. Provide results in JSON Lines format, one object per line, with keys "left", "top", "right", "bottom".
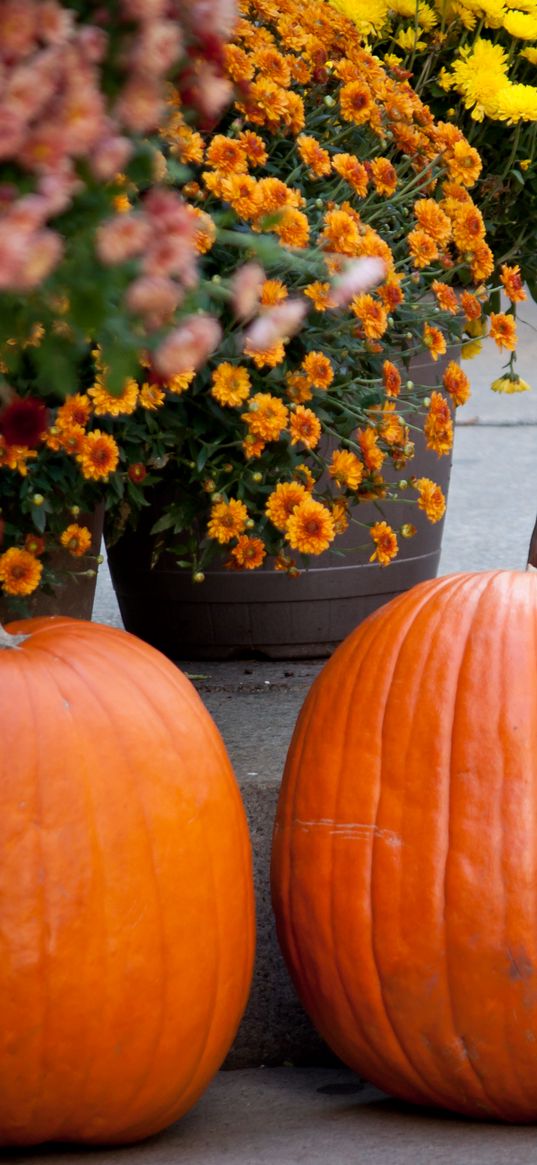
{"left": 0, "top": 617, "right": 254, "bottom": 1146}
{"left": 272, "top": 571, "right": 537, "bottom": 1122}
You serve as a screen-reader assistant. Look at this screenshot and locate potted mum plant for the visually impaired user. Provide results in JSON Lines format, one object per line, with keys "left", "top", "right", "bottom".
{"left": 331, "top": 0, "right": 537, "bottom": 370}
{"left": 101, "top": 0, "right": 521, "bottom": 658}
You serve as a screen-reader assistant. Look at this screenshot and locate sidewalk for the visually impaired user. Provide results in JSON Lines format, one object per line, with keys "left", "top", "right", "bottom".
{"left": 20, "top": 304, "right": 537, "bottom": 1164}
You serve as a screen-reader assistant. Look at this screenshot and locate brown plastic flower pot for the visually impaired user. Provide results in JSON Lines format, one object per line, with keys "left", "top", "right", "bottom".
{"left": 0, "top": 507, "right": 104, "bottom": 625}
{"left": 106, "top": 349, "right": 456, "bottom": 661}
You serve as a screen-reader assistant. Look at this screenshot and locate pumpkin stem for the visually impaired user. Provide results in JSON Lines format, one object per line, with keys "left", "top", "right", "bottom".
{"left": 0, "top": 623, "right": 28, "bottom": 649}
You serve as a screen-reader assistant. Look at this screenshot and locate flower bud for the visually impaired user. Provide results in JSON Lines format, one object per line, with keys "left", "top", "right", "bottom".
{"left": 32, "top": 494, "right": 44, "bottom": 506}
{"left": 193, "top": 571, "right": 205, "bottom": 583}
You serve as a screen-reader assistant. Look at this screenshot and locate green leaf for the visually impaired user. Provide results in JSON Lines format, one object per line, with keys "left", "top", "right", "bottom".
{"left": 32, "top": 507, "right": 47, "bottom": 534}
{"left": 150, "top": 512, "right": 179, "bottom": 535}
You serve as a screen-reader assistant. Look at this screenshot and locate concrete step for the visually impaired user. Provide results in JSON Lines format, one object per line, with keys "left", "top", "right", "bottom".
{"left": 9, "top": 1068, "right": 537, "bottom": 1164}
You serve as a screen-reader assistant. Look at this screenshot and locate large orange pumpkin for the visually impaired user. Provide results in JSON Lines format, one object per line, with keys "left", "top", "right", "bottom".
{"left": 272, "top": 571, "right": 537, "bottom": 1122}
{"left": 0, "top": 617, "right": 254, "bottom": 1146}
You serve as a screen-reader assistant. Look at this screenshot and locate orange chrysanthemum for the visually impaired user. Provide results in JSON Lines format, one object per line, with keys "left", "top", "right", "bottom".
{"left": 222, "top": 44, "right": 255, "bottom": 84}
{"left": 301, "top": 351, "right": 334, "bottom": 389}
{"left": 139, "top": 383, "right": 165, "bottom": 410}
{"left": 289, "top": 405, "right": 321, "bottom": 449}
{"left": 266, "top": 481, "right": 309, "bottom": 530}
{"left": 378, "top": 276, "right": 404, "bottom": 311}
{"left": 369, "top": 521, "right": 398, "bottom": 566}
{"left": 303, "top": 282, "right": 335, "bottom": 312}
{"left": 460, "top": 291, "right": 482, "bottom": 322}
{"left": 423, "top": 323, "right": 447, "bottom": 361}
{"left": 230, "top": 535, "right": 267, "bottom": 570}
{"left": 166, "top": 371, "right": 195, "bottom": 395}
{"left": 414, "top": 478, "right": 446, "bottom": 523}
{"left": 489, "top": 312, "right": 517, "bottom": 352}
{"left": 252, "top": 46, "right": 292, "bottom": 88}
{"left": 285, "top": 372, "right": 313, "bottom": 403}
{"left": 414, "top": 199, "right": 452, "bottom": 245}
{"left": 443, "top": 361, "right": 471, "bottom": 407}
{"left": 370, "top": 158, "right": 397, "bottom": 196}
{"left": 451, "top": 204, "right": 486, "bottom": 252}
{"left": 446, "top": 140, "right": 482, "bottom": 188}
{"left": 221, "top": 173, "right": 260, "bottom": 220}
{"left": 59, "top": 523, "right": 92, "bottom": 558}
{"left": 244, "top": 340, "right": 287, "bottom": 369}
{"left": 470, "top": 242, "right": 494, "bottom": 282}
{"left": 24, "top": 534, "right": 45, "bottom": 557}
{"left": 239, "top": 131, "right": 268, "bottom": 168}
{"left": 297, "top": 134, "right": 331, "bottom": 177}
{"left": 382, "top": 360, "right": 402, "bottom": 397}
{"left": 89, "top": 378, "right": 139, "bottom": 416}
{"left": 351, "top": 294, "right": 388, "bottom": 339}
{"left": 274, "top": 206, "right": 310, "bottom": 248}
{"left": 358, "top": 427, "right": 385, "bottom": 471}
{"left": 332, "top": 154, "right": 369, "bottom": 197}
{"left": 500, "top": 265, "right": 526, "bottom": 304}
{"left": 56, "top": 393, "right": 92, "bottom": 429}
{"left": 286, "top": 497, "right": 336, "bottom": 555}
{"left": 210, "top": 363, "right": 250, "bottom": 407}
{"left": 242, "top": 392, "right": 289, "bottom": 440}
{"left": 424, "top": 391, "right": 453, "bottom": 456}
{"left": 407, "top": 228, "right": 439, "bottom": 269}
{"left": 340, "top": 81, "right": 374, "bottom": 125}
{"left": 260, "top": 279, "right": 288, "bottom": 306}
{"left": 431, "top": 281, "right": 459, "bottom": 314}
{"left": 206, "top": 135, "right": 248, "bottom": 174}
{"left": 329, "top": 449, "right": 364, "bottom": 490}
{"left": 0, "top": 547, "right": 43, "bottom": 596}
{"left": 77, "top": 431, "right": 120, "bottom": 480}
{"left": 207, "top": 498, "right": 248, "bottom": 544}
{"left": 320, "top": 208, "right": 361, "bottom": 257}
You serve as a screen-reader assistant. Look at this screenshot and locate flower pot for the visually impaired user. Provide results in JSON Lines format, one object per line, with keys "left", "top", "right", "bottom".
{"left": 107, "top": 351, "right": 456, "bottom": 661}
{"left": 0, "top": 507, "right": 104, "bottom": 624}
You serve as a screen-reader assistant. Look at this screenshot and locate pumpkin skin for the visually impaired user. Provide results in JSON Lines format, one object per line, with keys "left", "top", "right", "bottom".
{"left": 0, "top": 617, "right": 254, "bottom": 1146}
{"left": 272, "top": 571, "right": 537, "bottom": 1123}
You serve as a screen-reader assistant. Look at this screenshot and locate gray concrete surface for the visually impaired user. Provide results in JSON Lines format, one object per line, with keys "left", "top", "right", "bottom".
{"left": 7, "top": 1068, "right": 537, "bottom": 1164}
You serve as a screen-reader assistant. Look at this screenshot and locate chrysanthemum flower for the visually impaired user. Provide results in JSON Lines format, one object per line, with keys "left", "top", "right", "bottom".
{"left": 408, "top": 228, "right": 439, "bottom": 268}
{"left": 286, "top": 497, "right": 336, "bottom": 554}
{"left": 431, "top": 281, "right": 459, "bottom": 314}
{"left": 383, "top": 360, "right": 402, "bottom": 397}
{"left": 0, "top": 397, "right": 48, "bottom": 448}
{"left": 0, "top": 437, "right": 37, "bottom": 475}
{"left": 489, "top": 312, "right": 517, "bottom": 351}
{"left": 206, "top": 135, "right": 248, "bottom": 174}
{"left": 297, "top": 134, "right": 332, "bottom": 177}
{"left": 424, "top": 391, "right": 453, "bottom": 455}
{"left": 24, "top": 534, "right": 45, "bottom": 557}
{"left": 423, "top": 323, "right": 447, "bottom": 360}
{"left": 59, "top": 524, "right": 93, "bottom": 557}
{"left": 329, "top": 448, "right": 364, "bottom": 489}
{"left": 414, "top": 199, "right": 452, "bottom": 244}
{"left": 207, "top": 498, "right": 249, "bottom": 544}
{"left": 491, "top": 374, "right": 531, "bottom": 393}
{"left": 443, "top": 361, "right": 471, "bottom": 406}
{"left": 0, "top": 547, "right": 43, "bottom": 596}
{"left": 242, "top": 392, "right": 289, "bottom": 441}
{"left": 139, "top": 383, "right": 166, "bottom": 410}
{"left": 500, "top": 264, "right": 526, "bottom": 303}
{"left": 301, "top": 351, "right": 334, "bottom": 389}
{"left": 274, "top": 206, "right": 310, "bottom": 248}
{"left": 339, "top": 80, "right": 374, "bottom": 124}
{"left": 77, "top": 431, "right": 120, "bottom": 481}
{"left": 266, "top": 481, "right": 309, "bottom": 530}
{"left": 239, "top": 131, "right": 268, "bottom": 167}
{"left": 332, "top": 154, "right": 369, "bottom": 196}
{"left": 56, "top": 394, "right": 92, "bottom": 429}
{"left": 230, "top": 535, "right": 267, "bottom": 569}
{"left": 211, "top": 363, "right": 252, "bottom": 407}
{"left": 260, "top": 279, "right": 288, "bottom": 306}
{"left": 358, "top": 427, "right": 385, "bottom": 470}
{"left": 166, "top": 371, "right": 196, "bottom": 395}
{"left": 370, "top": 158, "right": 397, "bottom": 196}
{"left": 460, "top": 291, "right": 483, "bottom": 321}
{"left": 320, "top": 208, "right": 361, "bottom": 256}
{"left": 369, "top": 521, "right": 398, "bottom": 565}
{"left": 289, "top": 405, "right": 322, "bottom": 448}
{"left": 89, "top": 378, "right": 139, "bottom": 416}
{"left": 351, "top": 294, "right": 388, "bottom": 338}
{"left": 414, "top": 478, "right": 447, "bottom": 523}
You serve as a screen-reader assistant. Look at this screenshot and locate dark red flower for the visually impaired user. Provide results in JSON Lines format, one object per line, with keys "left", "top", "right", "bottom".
{"left": 0, "top": 397, "right": 48, "bottom": 448}
{"left": 128, "top": 463, "right": 147, "bottom": 484}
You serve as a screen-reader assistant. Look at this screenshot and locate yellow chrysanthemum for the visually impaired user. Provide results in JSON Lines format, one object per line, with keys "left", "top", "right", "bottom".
{"left": 329, "top": 0, "right": 389, "bottom": 34}
{"left": 167, "top": 371, "right": 196, "bottom": 395}
{"left": 139, "top": 383, "right": 165, "bottom": 410}
{"left": 329, "top": 449, "right": 364, "bottom": 490}
{"left": 211, "top": 364, "right": 252, "bottom": 407}
{"left": 242, "top": 393, "right": 289, "bottom": 441}
{"left": 491, "top": 374, "right": 531, "bottom": 392}
{"left": 487, "top": 82, "right": 537, "bottom": 122}
{"left": 503, "top": 8, "right": 537, "bottom": 35}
